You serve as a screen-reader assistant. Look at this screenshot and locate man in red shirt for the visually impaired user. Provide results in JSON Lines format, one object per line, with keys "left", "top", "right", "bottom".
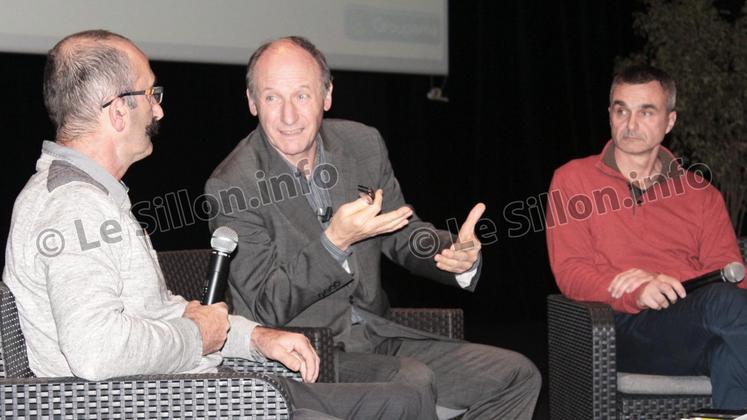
{"left": 546, "top": 64, "right": 747, "bottom": 409}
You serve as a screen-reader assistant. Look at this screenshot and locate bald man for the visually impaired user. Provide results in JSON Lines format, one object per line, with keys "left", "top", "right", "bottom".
{"left": 207, "top": 36, "right": 541, "bottom": 420}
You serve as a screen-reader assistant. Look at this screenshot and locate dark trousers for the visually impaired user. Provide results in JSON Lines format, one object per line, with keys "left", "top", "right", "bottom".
{"left": 614, "top": 283, "right": 747, "bottom": 409}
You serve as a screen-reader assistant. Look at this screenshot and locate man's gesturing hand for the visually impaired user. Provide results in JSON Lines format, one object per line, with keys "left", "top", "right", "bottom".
{"left": 251, "top": 327, "right": 320, "bottom": 383}
{"left": 325, "top": 189, "right": 413, "bottom": 251}
{"left": 183, "top": 301, "right": 229, "bottom": 355}
{"left": 434, "top": 203, "right": 485, "bottom": 274}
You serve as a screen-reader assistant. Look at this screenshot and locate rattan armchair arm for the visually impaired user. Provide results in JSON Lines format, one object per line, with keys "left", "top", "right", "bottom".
{"left": 0, "top": 371, "right": 292, "bottom": 419}
{"left": 387, "top": 308, "right": 464, "bottom": 340}
{"left": 223, "top": 325, "right": 336, "bottom": 383}
{"left": 547, "top": 294, "right": 617, "bottom": 420}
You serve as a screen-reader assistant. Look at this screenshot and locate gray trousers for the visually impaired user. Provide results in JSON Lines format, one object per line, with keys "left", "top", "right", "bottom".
{"left": 337, "top": 337, "right": 541, "bottom": 420}
{"left": 280, "top": 378, "right": 428, "bottom": 420}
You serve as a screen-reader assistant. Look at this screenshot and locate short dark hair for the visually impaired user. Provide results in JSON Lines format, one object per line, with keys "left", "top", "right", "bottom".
{"left": 43, "top": 29, "right": 136, "bottom": 140}
{"left": 610, "top": 64, "right": 677, "bottom": 112}
{"left": 245, "top": 36, "right": 332, "bottom": 99}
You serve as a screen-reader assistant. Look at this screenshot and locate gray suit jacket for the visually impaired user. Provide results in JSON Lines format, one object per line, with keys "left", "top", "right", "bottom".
{"left": 206, "top": 119, "right": 480, "bottom": 348}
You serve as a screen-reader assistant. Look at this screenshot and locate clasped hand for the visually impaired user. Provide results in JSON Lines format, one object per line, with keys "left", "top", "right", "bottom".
{"left": 608, "top": 268, "right": 686, "bottom": 310}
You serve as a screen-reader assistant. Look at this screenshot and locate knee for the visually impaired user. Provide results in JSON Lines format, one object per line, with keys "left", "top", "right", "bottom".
{"left": 394, "top": 357, "right": 436, "bottom": 394}
{"left": 702, "top": 283, "right": 747, "bottom": 302}
{"left": 699, "top": 284, "right": 747, "bottom": 318}
{"left": 473, "top": 345, "right": 542, "bottom": 389}
{"left": 510, "top": 352, "right": 542, "bottom": 389}
{"left": 517, "top": 354, "right": 542, "bottom": 390}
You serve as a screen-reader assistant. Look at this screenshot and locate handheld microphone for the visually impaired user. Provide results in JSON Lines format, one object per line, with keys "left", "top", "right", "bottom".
{"left": 682, "top": 262, "right": 745, "bottom": 293}
{"left": 201, "top": 226, "right": 239, "bottom": 305}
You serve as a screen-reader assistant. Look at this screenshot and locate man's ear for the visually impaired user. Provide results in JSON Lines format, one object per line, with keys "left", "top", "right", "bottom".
{"left": 246, "top": 89, "right": 258, "bottom": 116}
{"left": 107, "top": 98, "right": 128, "bottom": 132}
{"left": 665, "top": 110, "right": 677, "bottom": 134}
{"left": 323, "top": 83, "right": 333, "bottom": 111}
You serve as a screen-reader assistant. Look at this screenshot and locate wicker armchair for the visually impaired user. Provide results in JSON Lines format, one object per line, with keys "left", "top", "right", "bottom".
{"left": 547, "top": 238, "right": 747, "bottom": 420}
{"left": 157, "top": 249, "right": 465, "bottom": 382}
{"left": 0, "top": 282, "right": 292, "bottom": 419}
{"left": 547, "top": 294, "right": 711, "bottom": 420}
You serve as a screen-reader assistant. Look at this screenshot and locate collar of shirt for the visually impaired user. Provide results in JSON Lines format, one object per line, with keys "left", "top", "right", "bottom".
{"left": 599, "top": 139, "right": 681, "bottom": 190}
{"left": 41, "top": 140, "right": 131, "bottom": 208}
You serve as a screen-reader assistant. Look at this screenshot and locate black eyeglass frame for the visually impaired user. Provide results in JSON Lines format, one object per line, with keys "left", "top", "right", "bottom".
{"left": 101, "top": 86, "right": 164, "bottom": 108}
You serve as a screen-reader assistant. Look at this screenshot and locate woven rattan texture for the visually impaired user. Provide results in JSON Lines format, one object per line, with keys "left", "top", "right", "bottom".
{"left": 157, "top": 249, "right": 212, "bottom": 301}
{"left": 387, "top": 308, "right": 464, "bottom": 340}
{"left": 223, "top": 358, "right": 303, "bottom": 381}
{"left": 1, "top": 284, "right": 35, "bottom": 378}
{"left": 1, "top": 374, "right": 291, "bottom": 419}
{"left": 548, "top": 295, "right": 617, "bottom": 419}
{"left": 618, "top": 394, "right": 712, "bottom": 420}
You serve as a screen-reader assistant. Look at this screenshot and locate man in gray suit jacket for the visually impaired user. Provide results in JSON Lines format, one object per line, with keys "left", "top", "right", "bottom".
{"left": 206, "top": 36, "right": 541, "bottom": 419}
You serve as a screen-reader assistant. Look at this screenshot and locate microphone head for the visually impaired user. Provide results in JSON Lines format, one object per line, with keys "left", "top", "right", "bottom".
{"left": 211, "top": 226, "right": 238, "bottom": 254}
{"left": 723, "top": 262, "right": 746, "bottom": 284}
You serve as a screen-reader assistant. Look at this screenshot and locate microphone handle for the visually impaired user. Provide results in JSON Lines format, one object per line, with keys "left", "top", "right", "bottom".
{"left": 201, "top": 250, "right": 231, "bottom": 305}
{"left": 682, "top": 270, "right": 724, "bottom": 293}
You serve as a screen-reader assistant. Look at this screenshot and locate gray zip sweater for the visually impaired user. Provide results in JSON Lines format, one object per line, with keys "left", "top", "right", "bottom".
{"left": 3, "top": 141, "right": 261, "bottom": 380}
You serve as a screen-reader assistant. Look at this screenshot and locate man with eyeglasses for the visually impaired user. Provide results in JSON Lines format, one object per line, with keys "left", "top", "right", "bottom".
{"left": 3, "top": 30, "right": 423, "bottom": 420}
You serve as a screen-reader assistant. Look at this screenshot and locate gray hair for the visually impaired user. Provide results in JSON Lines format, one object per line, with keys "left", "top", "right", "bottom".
{"left": 43, "top": 29, "right": 136, "bottom": 140}
{"left": 245, "top": 35, "right": 332, "bottom": 99}
{"left": 610, "top": 64, "right": 677, "bottom": 112}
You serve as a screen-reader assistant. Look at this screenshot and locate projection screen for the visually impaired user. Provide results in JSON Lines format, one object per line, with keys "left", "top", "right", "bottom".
{"left": 0, "top": 0, "right": 448, "bottom": 75}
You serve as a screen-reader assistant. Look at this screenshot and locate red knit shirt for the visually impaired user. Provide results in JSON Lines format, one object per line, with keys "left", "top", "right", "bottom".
{"left": 546, "top": 141, "right": 744, "bottom": 314}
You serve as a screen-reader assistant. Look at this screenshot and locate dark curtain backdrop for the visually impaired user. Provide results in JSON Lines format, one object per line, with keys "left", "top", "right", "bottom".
{"left": 0, "top": 1, "right": 639, "bottom": 326}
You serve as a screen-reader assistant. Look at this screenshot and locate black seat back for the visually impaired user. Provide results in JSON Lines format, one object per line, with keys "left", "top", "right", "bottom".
{"left": 0, "top": 282, "right": 35, "bottom": 378}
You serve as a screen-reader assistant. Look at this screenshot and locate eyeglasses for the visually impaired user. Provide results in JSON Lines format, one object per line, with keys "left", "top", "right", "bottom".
{"left": 101, "top": 86, "right": 164, "bottom": 108}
